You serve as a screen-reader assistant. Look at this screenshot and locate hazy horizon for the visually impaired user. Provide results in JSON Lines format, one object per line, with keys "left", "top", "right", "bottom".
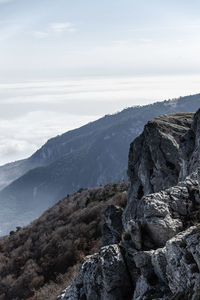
{"left": 1, "top": 0, "right": 200, "bottom": 165}
{"left": 0, "top": 77, "right": 199, "bottom": 166}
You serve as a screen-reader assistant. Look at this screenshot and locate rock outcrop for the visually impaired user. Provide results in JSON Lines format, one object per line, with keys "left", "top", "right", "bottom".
{"left": 124, "top": 113, "right": 194, "bottom": 227}
{"left": 58, "top": 245, "right": 133, "bottom": 300}
{"left": 58, "top": 109, "right": 200, "bottom": 300}
{"left": 179, "top": 109, "right": 200, "bottom": 181}
{"left": 125, "top": 178, "right": 200, "bottom": 250}
{"left": 102, "top": 205, "right": 123, "bottom": 246}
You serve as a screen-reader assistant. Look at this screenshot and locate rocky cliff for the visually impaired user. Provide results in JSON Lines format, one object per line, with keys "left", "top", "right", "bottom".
{"left": 58, "top": 109, "right": 200, "bottom": 300}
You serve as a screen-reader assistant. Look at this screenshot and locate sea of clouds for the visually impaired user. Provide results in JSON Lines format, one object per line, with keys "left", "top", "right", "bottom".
{"left": 0, "top": 75, "right": 200, "bottom": 165}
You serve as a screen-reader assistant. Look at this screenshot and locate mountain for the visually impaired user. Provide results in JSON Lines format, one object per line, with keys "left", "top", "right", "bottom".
{"left": 0, "top": 94, "right": 200, "bottom": 235}
{"left": 59, "top": 109, "right": 200, "bottom": 300}
{"left": 1, "top": 109, "right": 200, "bottom": 300}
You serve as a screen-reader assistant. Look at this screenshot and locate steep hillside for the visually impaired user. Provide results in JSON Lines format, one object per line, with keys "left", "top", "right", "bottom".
{"left": 59, "top": 109, "right": 200, "bottom": 300}
{"left": 0, "top": 94, "right": 200, "bottom": 235}
{"left": 0, "top": 182, "right": 126, "bottom": 300}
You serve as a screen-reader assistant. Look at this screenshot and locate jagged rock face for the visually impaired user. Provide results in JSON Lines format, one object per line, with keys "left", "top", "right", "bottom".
{"left": 58, "top": 245, "right": 133, "bottom": 300}
{"left": 102, "top": 205, "right": 123, "bottom": 246}
{"left": 129, "top": 226, "right": 200, "bottom": 300}
{"left": 62, "top": 230, "right": 200, "bottom": 300}
{"left": 179, "top": 109, "right": 200, "bottom": 181}
{"left": 124, "top": 113, "right": 193, "bottom": 227}
{"left": 123, "top": 111, "right": 200, "bottom": 248}
{"left": 165, "top": 226, "right": 200, "bottom": 295}
{"left": 58, "top": 110, "right": 200, "bottom": 300}
{"left": 126, "top": 178, "right": 200, "bottom": 250}
{"left": 128, "top": 113, "right": 194, "bottom": 197}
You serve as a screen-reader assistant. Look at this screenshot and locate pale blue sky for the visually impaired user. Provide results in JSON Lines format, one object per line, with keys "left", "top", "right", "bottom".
{"left": 1, "top": 0, "right": 200, "bottom": 78}
{"left": 0, "top": 0, "right": 200, "bottom": 164}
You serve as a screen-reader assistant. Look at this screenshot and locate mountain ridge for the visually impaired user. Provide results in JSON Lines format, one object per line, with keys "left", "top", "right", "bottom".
{"left": 0, "top": 94, "right": 200, "bottom": 235}
{"left": 1, "top": 94, "right": 200, "bottom": 190}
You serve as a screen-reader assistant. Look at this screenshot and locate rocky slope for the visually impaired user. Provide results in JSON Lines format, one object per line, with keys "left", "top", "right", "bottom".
{"left": 0, "top": 182, "right": 127, "bottom": 300}
{"left": 0, "top": 95, "right": 200, "bottom": 236}
{"left": 58, "top": 109, "right": 200, "bottom": 300}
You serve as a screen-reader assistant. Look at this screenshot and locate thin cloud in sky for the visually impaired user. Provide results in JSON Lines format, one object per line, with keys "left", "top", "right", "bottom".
{"left": 33, "top": 22, "right": 76, "bottom": 39}
{"left": 50, "top": 22, "right": 76, "bottom": 33}
{"left": 0, "top": 0, "right": 200, "bottom": 76}
{"left": 128, "top": 24, "right": 200, "bottom": 34}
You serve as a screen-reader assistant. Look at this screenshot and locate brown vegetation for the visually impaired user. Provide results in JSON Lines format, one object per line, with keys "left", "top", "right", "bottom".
{"left": 0, "top": 182, "right": 127, "bottom": 300}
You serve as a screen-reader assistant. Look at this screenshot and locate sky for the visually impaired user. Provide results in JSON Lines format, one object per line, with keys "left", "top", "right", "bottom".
{"left": 0, "top": 0, "right": 200, "bottom": 165}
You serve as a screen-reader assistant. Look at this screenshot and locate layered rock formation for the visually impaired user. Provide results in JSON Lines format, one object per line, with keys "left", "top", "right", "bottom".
{"left": 58, "top": 109, "right": 200, "bottom": 300}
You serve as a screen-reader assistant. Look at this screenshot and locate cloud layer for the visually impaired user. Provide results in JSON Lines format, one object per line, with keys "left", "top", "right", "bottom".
{"left": 0, "top": 75, "right": 200, "bottom": 165}
{"left": 0, "top": 110, "right": 97, "bottom": 165}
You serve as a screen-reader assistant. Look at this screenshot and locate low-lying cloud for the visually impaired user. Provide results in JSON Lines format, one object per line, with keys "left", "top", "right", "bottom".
{"left": 0, "top": 111, "right": 98, "bottom": 165}
{"left": 0, "top": 75, "right": 200, "bottom": 165}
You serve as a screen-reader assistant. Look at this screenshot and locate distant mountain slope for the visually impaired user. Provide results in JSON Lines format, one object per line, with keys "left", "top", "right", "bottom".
{"left": 0, "top": 159, "right": 27, "bottom": 190}
{"left": 0, "top": 94, "right": 200, "bottom": 235}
